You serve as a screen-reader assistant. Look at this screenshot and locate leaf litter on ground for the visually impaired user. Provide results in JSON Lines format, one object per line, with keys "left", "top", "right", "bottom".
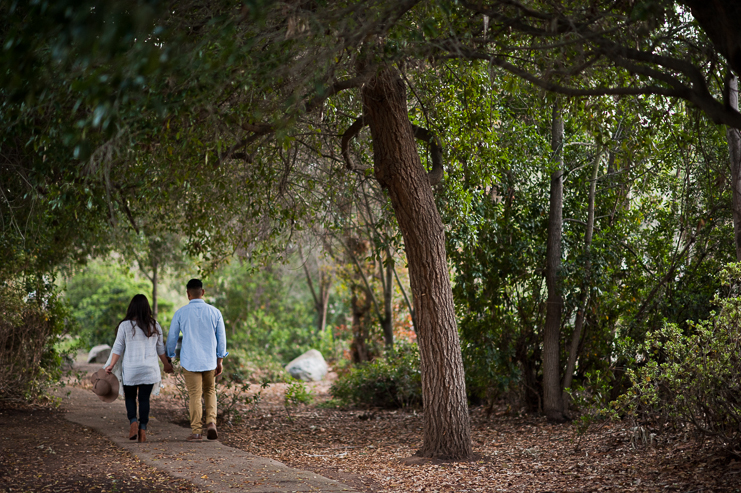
{"left": 149, "top": 375, "right": 741, "bottom": 493}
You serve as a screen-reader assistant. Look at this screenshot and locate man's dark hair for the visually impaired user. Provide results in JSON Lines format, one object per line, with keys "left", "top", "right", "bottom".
{"left": 186, "top": 279, "right": 203, "bottom": 289}
{"left": 187, "top": 278, "right": 204, "bottom": 298}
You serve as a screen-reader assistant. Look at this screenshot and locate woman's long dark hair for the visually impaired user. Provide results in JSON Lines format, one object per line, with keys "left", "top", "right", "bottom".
{"left": 117, "top": 294, "right": 157, "bottom": 337}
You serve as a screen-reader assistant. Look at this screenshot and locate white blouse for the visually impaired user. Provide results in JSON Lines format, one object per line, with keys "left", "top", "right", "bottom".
{"left": 111, "top": 320, "right": 165, "bottom": 386}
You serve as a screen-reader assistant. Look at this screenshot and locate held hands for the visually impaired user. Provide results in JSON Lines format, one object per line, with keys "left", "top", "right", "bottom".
{"left": 214, "top": 361, "right": 223, "bottom": 377}
{"left": 163, "top": 362, "right": 174, "bottom": 374}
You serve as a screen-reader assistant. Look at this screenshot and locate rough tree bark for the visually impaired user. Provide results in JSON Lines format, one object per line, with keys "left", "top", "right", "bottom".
{"left": 543, "top": 100, "right": 567, "bottom": 422}
{"left": 361, "top": 66, "right": 472, "bottom": 459}
{"left": 726, "top": 75, "right": 741, "bottom": 261}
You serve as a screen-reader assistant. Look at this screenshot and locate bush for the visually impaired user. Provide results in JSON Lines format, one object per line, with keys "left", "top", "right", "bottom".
{"left": 330, "top": 342, "right": 422, "bottom": 408}
{"left": 222, "top": 348, "right": 291, "bottom": 384}
{"left": 0, "top": 278, "right": 73, "bottom": 402}
{"left": 617, "top": 262, "right": 741, "bottom": 452}
{"left": 64, "top": 260, "right": 151, "bottom": 348}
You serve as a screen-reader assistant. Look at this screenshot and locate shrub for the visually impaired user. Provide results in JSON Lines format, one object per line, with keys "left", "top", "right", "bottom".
{"left": 223, "top": 348, "right": 291, "bottom": 383}
{"left": 283, "top": 381, "right": 313, "bottom": 421}
{"left": 64, "top": 260, "right": 151, "bottom": 348}
{"left": 617, "top": 263, "right": 741, "bottom": 452}
{"left": 0, "top": 279, "right": 73, "bottom": 402}
{"left": 330, "top": 342, "right": 422, "bottom": 408}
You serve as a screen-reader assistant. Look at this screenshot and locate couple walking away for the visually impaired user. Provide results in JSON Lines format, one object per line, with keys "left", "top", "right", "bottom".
{"left": 90, "top": 279, "right": 228, "bottom": 442}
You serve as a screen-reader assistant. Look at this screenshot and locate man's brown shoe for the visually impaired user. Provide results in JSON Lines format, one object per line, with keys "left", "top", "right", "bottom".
{"left": 206, "top": 423, "right": 218, "bottom": 440}
{"left": 129, "top": 422, "right": 139, "bottom": 440}
{"left": 186, "top": 433, "right": 202, "bottom": 441}
{"left": 138, "top": 429, "right": 146, "bottom": 443}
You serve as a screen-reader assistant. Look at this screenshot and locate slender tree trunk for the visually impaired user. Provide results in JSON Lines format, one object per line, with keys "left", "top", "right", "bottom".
{"left": 381, "top": 253, "right": 394, "bottom": 348}
{"left": 350, "top": 284, "right": 372, "bottom": 363}
{"left": 562, "top": 150, "right": 601, "bottom": 409}
{"left": 362, "top": 66, "right": 471, "bottom": 459}
{"left": 151, "top": 258, "right": 158, "bottom": 320}
{"left": 299, "top": 245, "right": 332, "bottom": 333}
{"left": 726, "top": 75, "right": 741, "bottom": 261}
{"left": 319, "top": 275, "right": 330, "bottom": 334}
{"left": 543, "top": 100, "right": 567, "bottom": 422}
{"left": 347, "top": 236, "right": 373, "bottom": 363}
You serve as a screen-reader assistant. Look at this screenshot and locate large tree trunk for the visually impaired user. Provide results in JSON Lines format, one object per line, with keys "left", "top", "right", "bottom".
{"left": 543, "top": 101, "right": 567, "bottom": 422}
{"left": 562, "top": 150, "right": 601, "bottom": 410}
{"left": 726, "top": 75, "right": 741, "bottom": 261}
{"left": 362, "top": 66, "right": 472, "bottom": 459}
{"left": 684, "top": 1, "right": 741, "bottom": 77}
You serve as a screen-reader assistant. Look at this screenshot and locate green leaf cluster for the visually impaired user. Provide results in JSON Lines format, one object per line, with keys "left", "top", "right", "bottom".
{"left": 329, "top": 342, "right": 422, "bottom": 408}
{"left": 616, "top": 262, "right": 741, "bottom": 451}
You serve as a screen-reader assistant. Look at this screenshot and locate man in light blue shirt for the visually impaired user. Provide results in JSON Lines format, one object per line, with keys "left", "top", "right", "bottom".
{"left": 166, "top": 278, "right": 228, "bottom": 441}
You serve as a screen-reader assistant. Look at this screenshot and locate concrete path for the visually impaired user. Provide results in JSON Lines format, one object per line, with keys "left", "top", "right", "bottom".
{"left": 57, "top": 387, "right": 358, "bottom": 493}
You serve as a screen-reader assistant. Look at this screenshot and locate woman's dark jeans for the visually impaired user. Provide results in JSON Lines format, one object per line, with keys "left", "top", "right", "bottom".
{"left": 123, "top": 384, "right": 154, "bottom": 430}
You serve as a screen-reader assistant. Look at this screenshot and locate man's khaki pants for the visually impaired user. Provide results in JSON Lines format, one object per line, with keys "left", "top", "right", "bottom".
{"left": 183, "top": 369, "right": 216, "bottom": 435}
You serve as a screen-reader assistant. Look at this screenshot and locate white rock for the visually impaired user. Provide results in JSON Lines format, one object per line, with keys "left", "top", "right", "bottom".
{"left": 285, "top": 349, "right": 328, "bottom": 382}
{"left": 87, "top": 344, "right": 111, "bottom": 364}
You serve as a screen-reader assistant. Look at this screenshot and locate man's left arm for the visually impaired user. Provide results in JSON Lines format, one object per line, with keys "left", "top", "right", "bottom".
{"left": 165, "top": 311, "right": 180, "bottom": 360}
{"left": 214, "top": 309, "right": 228, "bottom": 376}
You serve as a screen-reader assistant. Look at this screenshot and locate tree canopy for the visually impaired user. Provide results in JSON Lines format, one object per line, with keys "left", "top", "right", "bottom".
{"left": 3, "top": 0, "right": 741, "bottom": 459}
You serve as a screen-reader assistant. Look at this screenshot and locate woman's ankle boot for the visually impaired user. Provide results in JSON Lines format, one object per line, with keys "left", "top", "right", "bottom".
{"left": 129, "top": 422, "right": 138, "bottom": 440}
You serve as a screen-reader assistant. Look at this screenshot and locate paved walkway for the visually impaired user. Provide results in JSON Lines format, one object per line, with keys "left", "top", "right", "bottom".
{"left": 57, "top": 386, "right": 358, "bottom": 493}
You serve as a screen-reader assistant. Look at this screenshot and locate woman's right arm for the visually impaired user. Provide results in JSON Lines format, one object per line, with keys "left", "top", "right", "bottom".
{"left": 105, "top": 353, "right": 121, "bottom": 373}
{"left": 108, "top": 323, "right": 126, "bottom": 372}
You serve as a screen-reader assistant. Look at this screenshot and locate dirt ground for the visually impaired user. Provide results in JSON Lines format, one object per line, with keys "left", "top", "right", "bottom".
{"left": 4, "top": 370, "right": 741, "bottom": 493}
{"left": 0, "top": 404, "right": 205, "bottom": 493}
{"left": 149, "top": 375, "right": 741, "bottom": 493}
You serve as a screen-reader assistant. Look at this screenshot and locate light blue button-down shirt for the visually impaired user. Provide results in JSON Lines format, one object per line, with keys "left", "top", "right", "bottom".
{"left": 166, "top": 299, "right": 228, "bottom": 372}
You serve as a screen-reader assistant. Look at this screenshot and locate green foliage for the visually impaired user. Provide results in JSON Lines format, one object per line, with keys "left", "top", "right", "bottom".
{"left": 222, "top": 347, "right": 291, "bottom": 384}
{"left": 64, "top": 259, "right": 152, "bottom": 348}
{"left": 615, "top": 263, "right": 741, "bottom": 452}
{"left": 425, "top": 60, "right": 735, "bottom": 408}
{"left": 0, "top": 277, "right": 75, "bottom": 402}
{"left": 566, "top": 369, "right": 617, "bottom": 442}
{"left": 284, "top": 381, "right": 313, "bottom": 407}
{"left": 283, "top": 380, "right": 314, "bottom": 421}
{"left": 207, "top": 260, "right": 346, "bottom": 365}
{"left": 330, "top": 342, "right": 422, "bottom": 408}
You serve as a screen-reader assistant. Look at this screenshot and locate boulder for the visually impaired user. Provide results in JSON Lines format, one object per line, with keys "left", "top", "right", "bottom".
{"left": 87, "top": 344, "right": 111, "bottom": 364}
{"left": 285, "top": 349, "right": 328, "bottom": 382}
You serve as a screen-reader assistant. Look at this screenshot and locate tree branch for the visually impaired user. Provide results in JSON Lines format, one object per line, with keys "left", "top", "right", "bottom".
{"left": 340, "top": 115, "right": 369, "bottom": 171}
{"left": 411, "top": 124, "right": 444, "bottom": 185}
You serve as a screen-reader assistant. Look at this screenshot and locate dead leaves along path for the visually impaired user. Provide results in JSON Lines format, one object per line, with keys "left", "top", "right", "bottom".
{"left": 3, "top": 375, "right": 740, "bottom": 493}
{"left": 153, "top": 381, "right": 741, "bottom": 493}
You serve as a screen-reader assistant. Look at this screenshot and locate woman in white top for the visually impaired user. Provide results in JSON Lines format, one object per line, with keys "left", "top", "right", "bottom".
{"left": 105, "top": 294, "right": 173, "bottom": 442}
